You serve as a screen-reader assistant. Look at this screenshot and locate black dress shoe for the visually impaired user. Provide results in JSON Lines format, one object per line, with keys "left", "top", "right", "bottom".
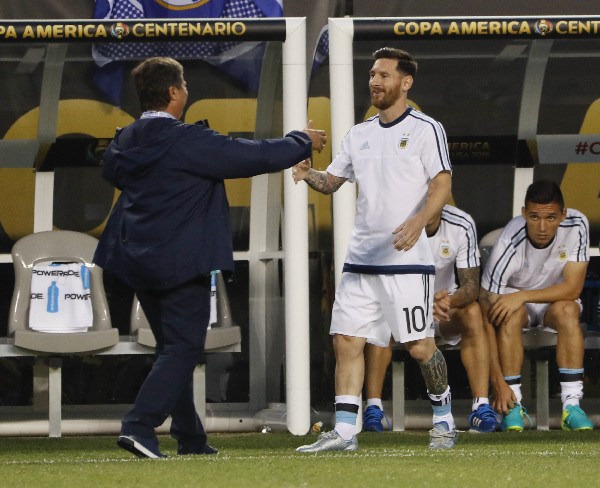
{"left": 117, "top": 434, "right": 166, "bottom": 459}
{"left": 177, "top": 443, "right": 219, "bottom": 455}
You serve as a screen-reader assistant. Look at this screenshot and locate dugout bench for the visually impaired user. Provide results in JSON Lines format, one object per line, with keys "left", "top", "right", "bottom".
{"left": 391, "top": 327, "right": 600, "bottom": 431}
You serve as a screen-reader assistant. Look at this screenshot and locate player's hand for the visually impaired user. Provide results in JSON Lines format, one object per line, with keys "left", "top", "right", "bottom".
{"left": 433, "top": 289, "right": 451, "bottom": 323}
{"left": 491, "top": 379, "right": 517, "bottom": 414}
{"left": 488, "top": 292, "right": 524, "bottom": 327}
{"left": 392, "top": 215, "right": 426, "bottom": 252}
{"left": 292, "top": 159, "right": 311, "bottom": 184}
{"left": 303, "top": 120, "right": 327, "bottom": 153}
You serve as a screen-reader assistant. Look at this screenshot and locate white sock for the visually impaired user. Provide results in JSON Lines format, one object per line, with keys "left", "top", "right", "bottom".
{"left": 429, "top": 386, "right": 455, "bottom": 430}
{"left": 335, "top": 421, "right": 356, "bottom": 440}
{"left": 432, "top": 413, "right": 455, "bottom": 431}
{"left": 366, "top": 398, "right": 383, "bottom": 410}
{"left": 561, "top": 381, "right": 583, "bottom": 410}
{"left": 334, "top": 395, "right": 360, "bottom": 440}
{"left": 508, "top": 384, "right": 523, "bottom": 404}
{"left": 472, "top": 397, "right": 490, "bottom": 412}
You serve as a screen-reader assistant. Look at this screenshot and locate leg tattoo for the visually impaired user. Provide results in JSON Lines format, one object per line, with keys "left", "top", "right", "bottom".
{"left": 419, "top": 349, "right": 448, "bottom": 395}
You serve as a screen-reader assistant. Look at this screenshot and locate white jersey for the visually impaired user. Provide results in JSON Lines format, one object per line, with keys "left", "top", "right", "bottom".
{"left": 327, "top": 107, "right": 452, "bottom": 275}
{"left": 481, "top": 208, "right": 589, "bottom": 294}
{"left": 428, "top": 205, "right": 480, "bottom": 294}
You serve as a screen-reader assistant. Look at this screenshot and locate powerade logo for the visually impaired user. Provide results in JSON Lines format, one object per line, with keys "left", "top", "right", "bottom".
{"left": 33, "top": 269, "right": 80, "bottom": 277}
{"left": 30, "top": 293, "right": 91, "bottom": 300}
{"left": 65, "top": 293, "right": 91, "bottom": 300}
{"left": 155, "top": 0, "right": 210, "bottom": 10}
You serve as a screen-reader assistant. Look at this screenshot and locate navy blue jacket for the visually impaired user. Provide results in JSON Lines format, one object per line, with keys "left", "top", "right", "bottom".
{"left": 93, "top": 117, "right": 312, "bottom": 290}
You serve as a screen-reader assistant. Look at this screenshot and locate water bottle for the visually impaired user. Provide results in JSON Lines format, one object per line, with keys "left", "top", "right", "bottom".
{"left": 47, "top": 281, "right": 59, "bottom": 313}
{"left": 81, "top": 264, "right": 90, "bottom": 290}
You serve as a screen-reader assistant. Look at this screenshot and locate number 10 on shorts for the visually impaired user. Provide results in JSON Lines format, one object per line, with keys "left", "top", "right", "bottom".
{"left": 403, "top": 306, "right": 428, "bottom": 334}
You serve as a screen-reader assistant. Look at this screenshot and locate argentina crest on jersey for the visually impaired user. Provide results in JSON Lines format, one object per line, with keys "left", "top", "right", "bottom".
{"left": 439, "top": 240, "right": 452, "bottom": 259}
{"left": 398, "top": 133, "right": 410, "bottom": 150}
{"left": 556, "top": 243, "right": 569, "bottom": 262}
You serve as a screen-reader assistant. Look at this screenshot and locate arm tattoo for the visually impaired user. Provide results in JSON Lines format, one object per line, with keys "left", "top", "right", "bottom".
{"left": 479, "top": 288, "right": 500, "bottom": 308}
{"left": 304, "top": 169, "right": 346, "bottom": 195}
{"left": 418, "top": 348, "right": 448, "bottom": 395}
{"left": 453, "top": 266, "right": 480, "bottom": 308}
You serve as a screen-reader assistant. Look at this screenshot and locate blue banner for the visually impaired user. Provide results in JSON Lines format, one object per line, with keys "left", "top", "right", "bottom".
{"left": 142, "top": 1, "right": 227, "bottom": 18}
{"left": 94, "top": 0, "right": 283, "bottom": 19}
{"left": 93, "top": 0, "right": 283, "bottom": 105}
{"left": 311, "top": 24, "right": 328, "bottom": 72}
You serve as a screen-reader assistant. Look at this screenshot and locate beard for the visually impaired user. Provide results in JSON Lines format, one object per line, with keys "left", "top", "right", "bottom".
{"left": 370, "top": 84, "right": 403, "bottom": 110}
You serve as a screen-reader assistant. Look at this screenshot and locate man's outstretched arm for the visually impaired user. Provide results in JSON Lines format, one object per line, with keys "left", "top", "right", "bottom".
{"left": 292, "top": 159, "right": 347, "bottom": 195}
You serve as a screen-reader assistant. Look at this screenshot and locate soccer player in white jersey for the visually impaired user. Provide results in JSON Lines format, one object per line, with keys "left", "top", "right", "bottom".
{"left": 362, "top": 205, "right": 502, "bottom": 433}
{"left": 480, "top": 180, "right": 593, "bottom": 431}
{"left": 293, "top": 47, "right": 455, "bottom": 452}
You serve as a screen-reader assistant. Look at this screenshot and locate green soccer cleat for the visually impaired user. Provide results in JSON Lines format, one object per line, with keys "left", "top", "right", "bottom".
{"left": 562, "top": 405, "right": 594, "bottom": 431}
{"left": 501, "top": 403, "right": 530, "bottom": 432}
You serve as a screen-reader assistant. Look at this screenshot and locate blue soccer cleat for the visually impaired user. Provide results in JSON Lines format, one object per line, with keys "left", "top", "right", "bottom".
{"left": 363, "top": 405, "right": 389, "bottom": 432}
{"left": 468, "top": 403, "right": 502, "bottom": 433}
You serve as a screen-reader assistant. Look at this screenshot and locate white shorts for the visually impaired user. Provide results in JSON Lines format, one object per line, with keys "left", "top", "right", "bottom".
{"left": 330, "top": 272, "right": 435, "bottom": 347}
{"left": 434, "top": 321, "right": 461, "bottom": 347}
{"left": 524, "top": 300, "right": 582, "bottom": 333}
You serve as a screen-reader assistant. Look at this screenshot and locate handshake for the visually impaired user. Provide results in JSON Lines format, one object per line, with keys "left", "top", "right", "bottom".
{"left": 295, "top": 120, "right": 327, "bottom": 184}
{"left": 303, "top": 119, "right": 327, "bottom": 153}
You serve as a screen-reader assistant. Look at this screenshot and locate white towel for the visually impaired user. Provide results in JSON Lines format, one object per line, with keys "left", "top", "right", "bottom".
{"left": 209, "top": 272, "right": 217, "bottom": 329}
{"left": 29, "top": 262, "right": 93, "bottom": 333}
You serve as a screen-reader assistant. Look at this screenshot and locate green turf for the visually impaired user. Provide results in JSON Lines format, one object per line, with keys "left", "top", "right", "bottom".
{"left": 1, "top": 430, "right": 600, "bottom": 487}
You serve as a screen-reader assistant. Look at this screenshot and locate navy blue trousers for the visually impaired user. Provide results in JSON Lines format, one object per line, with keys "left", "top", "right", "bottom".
{"left": 121, "top": 275, "right": 210, "bottom": 451}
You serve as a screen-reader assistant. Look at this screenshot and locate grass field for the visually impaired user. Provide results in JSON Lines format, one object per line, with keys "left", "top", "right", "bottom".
{"left": 1, "top": 430, "right": 600, "bottom": 487}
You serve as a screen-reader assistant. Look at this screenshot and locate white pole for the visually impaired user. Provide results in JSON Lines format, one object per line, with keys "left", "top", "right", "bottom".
{"left": 34, "top": 172, "right": 54, "bottom": 232}
{"left": 329, "top": 17, "right": 364, "bottom": 434}
{"left": 329, "top": 18, "right": 356, "bottom": 287}
{"left": 282, "top": 17, "right": 311, "bottom": 435}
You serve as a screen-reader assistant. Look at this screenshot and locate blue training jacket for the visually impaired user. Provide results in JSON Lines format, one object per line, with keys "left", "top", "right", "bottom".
{"left": 93, "top": 117, "right": 312, "bottom": 290}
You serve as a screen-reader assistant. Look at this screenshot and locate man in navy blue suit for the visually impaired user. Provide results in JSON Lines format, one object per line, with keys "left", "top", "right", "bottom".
{"left": 94, "top": 56, "right": 326, "bottom": 458}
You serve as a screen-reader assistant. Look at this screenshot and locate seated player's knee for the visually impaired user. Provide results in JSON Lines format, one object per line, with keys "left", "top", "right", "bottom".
{"left": 551, "top": 300, "right": 580, "bottom": 320}
{"left": 547, "top": 301, "right": 582, "bottom": 332}
{"left": 497, "top": 307, "right": 528, "bottom": 335}
{"left": 405, "top": 337, "right": 436, "bottom": 363}
{"left": 457, "top": 301, "right": 483, "bottom": 335}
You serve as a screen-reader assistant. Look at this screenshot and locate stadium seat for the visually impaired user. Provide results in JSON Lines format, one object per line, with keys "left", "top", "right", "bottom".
{"left": 7, "top": 230, "right": 119, "bottom": 437}
{"left": 130, "top": 272, "right": 242, "bottom": 352}
{"left": 8, "top": 230, "right": 118, "bottom": 352}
